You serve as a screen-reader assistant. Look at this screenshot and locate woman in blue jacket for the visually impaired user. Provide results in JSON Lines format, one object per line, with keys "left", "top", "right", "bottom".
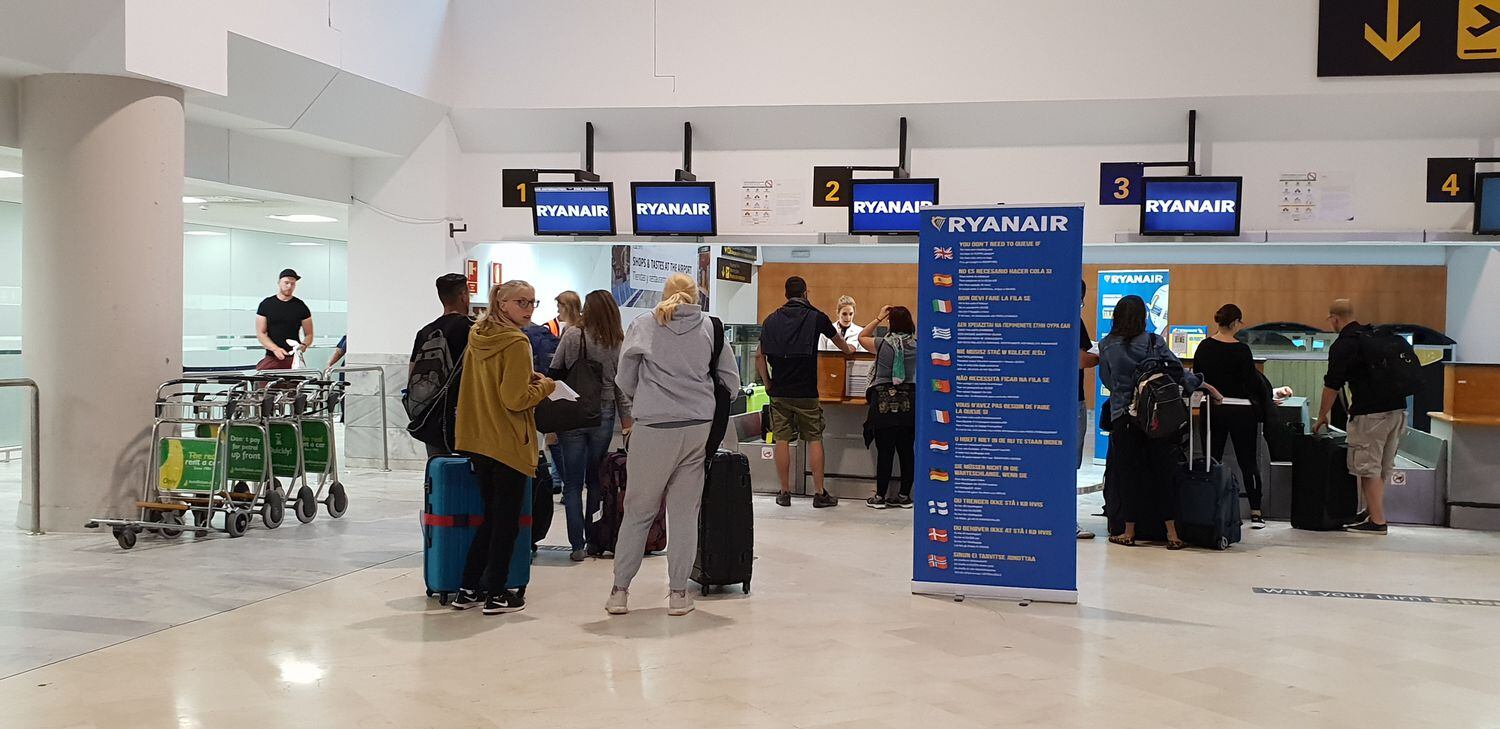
{"left": 1099, "top": 295, "right": 1219, "bottom": 549}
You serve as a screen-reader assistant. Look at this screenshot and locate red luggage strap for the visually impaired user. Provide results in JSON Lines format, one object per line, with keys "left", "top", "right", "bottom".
{"left": 422, "top": 513, "right": 485, "bottom": 528}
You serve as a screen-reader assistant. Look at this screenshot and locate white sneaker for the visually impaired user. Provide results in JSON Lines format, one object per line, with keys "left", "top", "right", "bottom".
{"left": 668, "top": 590, "right": 695, "bottom": 616}
{"left": 605, "top": 587, "right": 629, "bottom": 615}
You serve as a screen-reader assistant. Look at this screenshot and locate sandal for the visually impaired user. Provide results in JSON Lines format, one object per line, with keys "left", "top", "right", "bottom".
{"left": 1108, "top": 535, "right": 1136, "bottom": 546}
{"left": 1166, "top": 538, "right": 1188, "bottom": 550}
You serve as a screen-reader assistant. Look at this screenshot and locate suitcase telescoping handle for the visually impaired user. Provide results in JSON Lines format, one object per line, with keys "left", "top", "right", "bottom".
{"left": 1189, "top": 391, "right": 1212, "bottom": 473}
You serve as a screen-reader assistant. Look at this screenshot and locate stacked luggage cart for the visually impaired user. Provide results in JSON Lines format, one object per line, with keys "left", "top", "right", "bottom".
{"left": 85, "top": 371, "right": 349, "bottom": 549}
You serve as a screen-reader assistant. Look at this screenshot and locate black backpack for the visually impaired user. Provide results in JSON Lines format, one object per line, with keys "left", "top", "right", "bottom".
{"left": 405, "top": 325, "right": 459, "bottom": 421}
{"left": 1359, "top": 326, "right": 1423, "bottom": 398}
{"left": 1128, "top": 335, "right": 1189, "bottom": 439}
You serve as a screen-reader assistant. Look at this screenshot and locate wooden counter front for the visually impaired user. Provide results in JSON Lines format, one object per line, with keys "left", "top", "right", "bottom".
{"left": 818, "top": 352, "right": 875, "bottom": 404}
{"left": 1442, "top": 363, "right": 1500, "bottom": 421}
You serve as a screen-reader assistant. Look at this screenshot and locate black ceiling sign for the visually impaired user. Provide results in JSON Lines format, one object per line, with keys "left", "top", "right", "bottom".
{"left": 1319, "top": 0, "right": 1500, "bottom": 77}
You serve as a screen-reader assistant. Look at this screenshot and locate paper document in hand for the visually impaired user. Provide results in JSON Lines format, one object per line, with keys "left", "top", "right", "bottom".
{"left": 1218, "top": 397, "right": 1253, "bottom": 406}
{"left": 549, "top": 381, "right": 580, "bottom": 401}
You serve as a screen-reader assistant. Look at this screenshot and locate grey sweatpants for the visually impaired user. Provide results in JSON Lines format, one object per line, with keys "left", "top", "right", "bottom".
{"left": 611, "top": 421, "right": 710, "bottom": 591}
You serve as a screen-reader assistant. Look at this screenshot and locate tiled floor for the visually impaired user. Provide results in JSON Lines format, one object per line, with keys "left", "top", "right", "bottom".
{"left": 4, "top": 460, "right": 1500, "bottom": 728}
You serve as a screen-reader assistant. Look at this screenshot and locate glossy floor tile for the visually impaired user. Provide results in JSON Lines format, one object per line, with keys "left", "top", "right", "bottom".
{"left": 3, "top": 460, "right": 1500, "bottom": 728}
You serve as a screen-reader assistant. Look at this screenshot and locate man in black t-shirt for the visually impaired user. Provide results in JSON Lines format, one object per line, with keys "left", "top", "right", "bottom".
{"left": 408, "top": 273, "right": 473, "bottom": 456}
{"left": 757, "top": 276, "right": 854, "bottom": 509}
{"left": 1077, "top": 280, "right": 1100, "bottom": 540}
{"left": 1315, "top": 299, "right": 1407, "bottom": 534}
{"left": 255, "top": 269, "right": 314, "bottom": 370}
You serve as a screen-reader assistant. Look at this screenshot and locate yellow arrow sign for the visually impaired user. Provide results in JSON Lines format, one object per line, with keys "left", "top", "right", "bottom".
{"left": 1365, "top": 0, "right": 1421, "bottom": 61}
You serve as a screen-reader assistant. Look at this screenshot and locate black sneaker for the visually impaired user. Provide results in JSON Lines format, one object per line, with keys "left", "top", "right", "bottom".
{"left": 893, "top": 496, "right": 914, "bottom": 509}
{"left": 775, "top": 492, "right": 792, "bottom": 507}
{"left": 865, "top": 495, "right": 888, "bottom": 509}
{"left": 483, "top": 590, "right": 526, "bottom": 615}
{"left": 812, "top": 492, "right": 839, "bottom": 509}
{"left": 1250, "top": 515, "right": 1266, "bottom": 530}
{"left": 1344, "top": 510, "right": 1369, "bottom": 527}
{"left": 1346, "top": 519, "right": 1387, "bottom": 534}
{"left": 451, "top": 589, "right": 484, "bottom": 611}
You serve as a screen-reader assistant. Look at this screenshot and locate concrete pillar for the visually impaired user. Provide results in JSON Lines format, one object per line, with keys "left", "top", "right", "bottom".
{"left": 19, "top": 74, "right": 184, "bottom": 531}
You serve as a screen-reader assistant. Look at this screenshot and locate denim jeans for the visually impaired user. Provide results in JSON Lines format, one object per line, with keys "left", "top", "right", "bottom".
{"left": 558, "top": 404, "right": 615, "bottom": 550}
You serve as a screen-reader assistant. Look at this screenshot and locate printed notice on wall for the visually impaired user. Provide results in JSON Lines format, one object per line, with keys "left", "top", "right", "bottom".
{"left": 1279, "top": 171, "right": 1355, "bottom": 224}
{"left": 913, "top": 205, "right": 1083, "bottom": 604}
{"left": 740, "top": 179, "right": 805, "bottom": 229}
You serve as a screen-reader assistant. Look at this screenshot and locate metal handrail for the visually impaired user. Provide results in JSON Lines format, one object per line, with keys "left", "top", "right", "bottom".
{"left": 176, "top": 365, "right": 392, "bottom": 472}
{"left": 0, "top": 378, "right": 41, "bottom": 535}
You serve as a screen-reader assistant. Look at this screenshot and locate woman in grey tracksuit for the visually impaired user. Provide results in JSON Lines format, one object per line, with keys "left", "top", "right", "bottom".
{"left": 606, "top": 273, "right": 741, "bottom": 617}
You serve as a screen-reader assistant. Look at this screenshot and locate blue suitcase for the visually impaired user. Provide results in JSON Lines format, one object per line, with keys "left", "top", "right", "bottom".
{"left": 423, "top": 456, "right": 533, "bottom": 604}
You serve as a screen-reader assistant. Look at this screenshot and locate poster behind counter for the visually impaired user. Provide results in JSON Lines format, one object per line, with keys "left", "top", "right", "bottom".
{"left": 610, "top": 244, "right": 711, "bottom": 311}
{"left": 914, "top": 205, "right": 1083, "bottom": 604}
{"left": 1093, "top": 269, "right": 1171, "bottom": 463}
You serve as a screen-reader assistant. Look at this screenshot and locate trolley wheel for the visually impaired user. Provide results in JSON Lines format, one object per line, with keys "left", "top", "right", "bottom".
{"left": 700, "top": 584, "right": 710, "bottom": 597}
{"left": 157, "top": 512, "right": 184, "bottom": 540}
{"left": 326, "top": 481, "right": 348, "bottom": 518}
{"left": 113, "top": 528, "right": 137, "bottom": 550}
{"left": 742, "top": 580, "right": 751, "bottom": 594}
{"left": 225, "top": 509, "right": 250, "bottom": 538}
{"left": 294, "top": 486, "right": 317, "bottom": 524}
{"left": 262, "top": 488, "right": 285, "bottom": 529}
{"left": 1216, "top": 536, "right": 1229, "bottom": 551}
{"left": 437, "top": 593, "right": 452, "bottom": 606}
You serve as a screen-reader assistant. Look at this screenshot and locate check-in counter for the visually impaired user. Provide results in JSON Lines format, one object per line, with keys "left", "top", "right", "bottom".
{"left": 813, "top": 351, "right": 883, "bottom": 500}
{"left": 1429, "top": 363, "right": 1500, "bottom": 530}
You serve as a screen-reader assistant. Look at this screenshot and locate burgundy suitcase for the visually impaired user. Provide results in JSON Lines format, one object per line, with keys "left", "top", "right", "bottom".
{"left": 587, "top": 449, "right": 667, "bottom": 556}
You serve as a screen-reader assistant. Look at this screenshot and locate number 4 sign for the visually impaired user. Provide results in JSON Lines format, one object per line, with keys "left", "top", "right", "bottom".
{"left": 1099, "top": 162, "right": 1145, "bottom": 206}
{"left": 1426, "top": 158, "right": 1476, "bottom": 203}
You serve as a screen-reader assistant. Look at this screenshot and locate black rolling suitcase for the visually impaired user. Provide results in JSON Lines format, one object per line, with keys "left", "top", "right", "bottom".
{"left": 1174, "top": 399, "right": 1241, "bottom": 550}
{"left": 1291, "top": 433, "right": 1359, "bottom": 530}
{"left": 692, "top": 450, "right": 754, "bottom": 596}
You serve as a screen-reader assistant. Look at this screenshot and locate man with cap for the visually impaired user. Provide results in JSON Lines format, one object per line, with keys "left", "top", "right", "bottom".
{"left": 255, "top": 268, "right": 315, "bottom": 371}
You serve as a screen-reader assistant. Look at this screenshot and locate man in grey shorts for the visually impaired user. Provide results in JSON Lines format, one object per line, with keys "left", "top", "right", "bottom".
{"left": 1314, "top": 299, "right": 1406, "bottom": 534}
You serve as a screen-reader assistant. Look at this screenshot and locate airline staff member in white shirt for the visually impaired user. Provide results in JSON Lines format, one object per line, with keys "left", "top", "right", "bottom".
{"left": 820, "top": 295, "right": 865, "bottom": 353}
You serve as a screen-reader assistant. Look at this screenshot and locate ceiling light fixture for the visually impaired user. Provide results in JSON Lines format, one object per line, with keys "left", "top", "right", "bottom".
{"left": 182, "top": 196, "right": 207, "bottom": 204}
{"left": 283, "top": 241, "right": 324, "bottom": 247}
{"left": 0, "top": 171, "right": 21, "bottom": 179}
{"left": 183, "top": 230, "right": 227, "bottom": 237}
{"left": 268, "top": 214, "right": 339, "bottom": 223}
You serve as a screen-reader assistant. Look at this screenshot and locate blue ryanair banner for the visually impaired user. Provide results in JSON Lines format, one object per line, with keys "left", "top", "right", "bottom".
{"left": 1092, "top": 269, "right": 1170, "bottom": 462}
{"left": 914, "top": 204, "right": 1083, "bottom": 604}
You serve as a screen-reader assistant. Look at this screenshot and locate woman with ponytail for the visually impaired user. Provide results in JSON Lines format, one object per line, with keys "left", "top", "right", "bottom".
{"left": 606, "top": 273, "right": 741, "bottom": 617}
{"left": 451, "top": 280, "right": 556, "bottom": 615}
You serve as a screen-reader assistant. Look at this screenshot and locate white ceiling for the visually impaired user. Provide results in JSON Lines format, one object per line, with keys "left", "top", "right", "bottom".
{"left": 0, "top": 146, "right": 348, "bottom": 239}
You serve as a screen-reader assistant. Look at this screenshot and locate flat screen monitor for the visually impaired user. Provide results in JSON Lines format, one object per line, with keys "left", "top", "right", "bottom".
{"left": 848, "top": 178, "right": 940, "bottom": 235}
{"left": 630, "top": 181, "right": 717, "bottom": 236}
{"left": 1139, "top": 176, "right": 1243, "bottom": 236}
{"left": 1474, "top": 173, "right": 1500, "bottom": 234}
{"left": 530, "top": 182, "right": 616, "bottom": 236}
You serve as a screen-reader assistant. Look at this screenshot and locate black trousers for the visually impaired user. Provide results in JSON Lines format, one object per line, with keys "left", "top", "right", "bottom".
{"left": 873, "top": 426, "right": 915, "bottom": 500}
{"left": 1204, "top": 404, "right": 1264, "bottom": 512}
{"left": 1107, "top": 416, "right": 1178, "bottom": 525}
{"left": 461, "top": 454, "right": 527, "bottom": 594}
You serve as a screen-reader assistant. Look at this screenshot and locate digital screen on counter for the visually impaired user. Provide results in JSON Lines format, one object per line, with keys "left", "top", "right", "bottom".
{"left": 1139, "top": 176, "right": 1242, "bottom": 236}
{"left": 1474, "top": 173, "right": 1500, "bottom": 234}
{"left": 530, "top": 182, "right": 616, "bottom": 236}
{"left": 630, "top": 181, "right": 717, "bottom": 236}
{"left": 848, "top": 178, "right": 940, "bottom": 235}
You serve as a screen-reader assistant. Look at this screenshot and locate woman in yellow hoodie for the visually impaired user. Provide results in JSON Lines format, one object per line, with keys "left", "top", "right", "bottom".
{"left": 452, "top": 280, "right": 556, "bottom": 615}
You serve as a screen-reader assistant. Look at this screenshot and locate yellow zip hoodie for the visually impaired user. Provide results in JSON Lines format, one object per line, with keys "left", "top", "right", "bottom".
{"left": 454, "top": 323, "right": 556, "bottom": 475}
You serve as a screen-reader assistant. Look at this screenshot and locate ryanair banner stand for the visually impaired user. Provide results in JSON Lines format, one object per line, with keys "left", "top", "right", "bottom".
{"left": 1091, "top": 269, "right": 1171, "bottom": 463}
{"left": 914, "top": 204, "right": 1083, "bottom": 604}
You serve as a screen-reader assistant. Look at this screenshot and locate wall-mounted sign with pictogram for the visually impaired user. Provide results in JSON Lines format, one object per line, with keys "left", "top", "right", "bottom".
{"left": 1320, "top": 0, "right": 1500, "bottom": 76}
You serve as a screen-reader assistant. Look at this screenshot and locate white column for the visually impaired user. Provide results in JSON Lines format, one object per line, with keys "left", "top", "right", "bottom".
{"left": 1445, "top": 246, "right": 1500, "bottom": 362}
{"left": 344, "top": 119, "right": 456, "bottom": 470}
{"left": 19, "top": 74, "right": 184, "bottom": 531}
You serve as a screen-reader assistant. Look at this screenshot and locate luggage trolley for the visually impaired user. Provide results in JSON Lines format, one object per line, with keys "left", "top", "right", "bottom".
{"left": 244, "top": 372, "right": 324, "bottom": 525}
{"left": 85, "top": 376, "right": 276, "bottom": 549}
{"left": 300, "top": 377, "right": 350, "bottom": 518}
